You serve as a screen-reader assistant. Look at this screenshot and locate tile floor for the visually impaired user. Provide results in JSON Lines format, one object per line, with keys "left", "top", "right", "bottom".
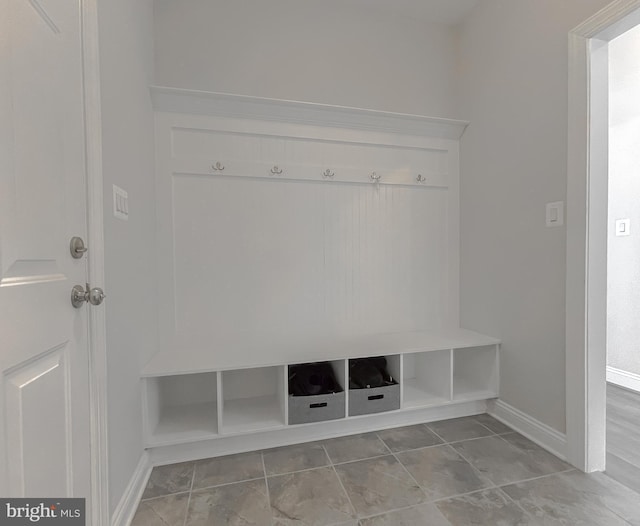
{"left": 132, "top": 414, "right": 640, "bottom": 525}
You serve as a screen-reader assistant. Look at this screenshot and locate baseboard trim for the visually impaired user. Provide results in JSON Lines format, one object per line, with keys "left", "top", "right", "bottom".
{"left": 110, "top": 451, "right": 152, "bottom": 526}
{"left": 488, "top": 400, "right": 567, "bottom": 460}
{"left": 606, "top": 366, "right": 640, "bottom": 393}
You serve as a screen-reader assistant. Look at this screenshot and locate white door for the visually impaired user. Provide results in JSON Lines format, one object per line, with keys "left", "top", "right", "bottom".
{"left": 0, "top": 0, "right": 93, "bottom": 503}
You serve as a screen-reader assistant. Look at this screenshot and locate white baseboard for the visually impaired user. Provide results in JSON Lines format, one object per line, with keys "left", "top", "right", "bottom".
{"left": 488, "top": 400, "right": 567, "bottom": 460}
{"left": 607, "top": 366, "right": 640, "bottom": 393}
{"left": 110, "top": 451, "right": 152, "bottom": 526}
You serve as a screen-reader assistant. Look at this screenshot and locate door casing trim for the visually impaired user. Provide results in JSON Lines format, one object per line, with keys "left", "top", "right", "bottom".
{"left": 81, "top": 0, "right": 109, "bottom": 523}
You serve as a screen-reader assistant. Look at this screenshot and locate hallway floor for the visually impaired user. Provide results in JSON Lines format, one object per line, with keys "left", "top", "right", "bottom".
{"left": 606, "top": 383, "right": 640, "bottom": 494}
{"left": 132, "top": 414, "right": 640, "bottom": 525}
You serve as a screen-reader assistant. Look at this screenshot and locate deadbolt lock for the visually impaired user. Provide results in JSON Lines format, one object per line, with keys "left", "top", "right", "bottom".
{"left": 70, "top": 236, "right": 88, "bottom": 259}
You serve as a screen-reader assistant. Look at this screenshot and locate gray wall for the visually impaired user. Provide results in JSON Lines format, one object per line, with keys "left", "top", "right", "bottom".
{"left": 608, "top": 24, "right": 640, "bottom": 377}
{"left": 456, "top": 0, "right": 611, "bottom": 433}
{"left": 153, "top": 0, "right": 458, "bottom": 117}
{"left": 97, "top": 0, "right": 158, "bottom": 514}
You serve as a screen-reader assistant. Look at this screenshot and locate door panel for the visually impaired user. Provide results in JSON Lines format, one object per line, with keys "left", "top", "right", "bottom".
{"left": 5, "top": 346, "right": 69, "bottom": 496}
{"left": 0, "top": 0, "right": 92, "bottom": 503}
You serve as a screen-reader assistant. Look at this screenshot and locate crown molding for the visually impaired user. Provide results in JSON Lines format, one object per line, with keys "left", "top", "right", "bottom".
{"left": 572, "top": 0, "right": 640, "bottom": 39}
{"left": 150, "top": 86, "right": 469, "bottom": 140}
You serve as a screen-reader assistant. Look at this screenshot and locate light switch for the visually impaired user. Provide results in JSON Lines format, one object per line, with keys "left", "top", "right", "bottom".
{"left": 546, "top": 201, "right": 564, "bottom": 227}
{"left": 615, "top": 218, "right": 630, "bottom": 236}
{"left": 113, "top": 185, "right": 129, "bottom": 221}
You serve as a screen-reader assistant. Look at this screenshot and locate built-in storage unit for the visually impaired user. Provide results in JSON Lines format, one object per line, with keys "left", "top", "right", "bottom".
{"left": 143, "top": 89, "right": 501, "bottom": 455}
{"left": 142, "top": 329, "right": 500, "bottom": 447}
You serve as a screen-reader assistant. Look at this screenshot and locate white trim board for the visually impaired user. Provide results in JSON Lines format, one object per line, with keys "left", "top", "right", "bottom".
{"left": 488, "top": 400, "right": 567, "bottom": 461}
{"left": 110, "top": 451, "right": 152, "bottom": 526}
{"left": 607, "top": 366, "right": 640, "bottom": 393}
{"left": 80, "top": 0, "right": 110, "bottom": 523}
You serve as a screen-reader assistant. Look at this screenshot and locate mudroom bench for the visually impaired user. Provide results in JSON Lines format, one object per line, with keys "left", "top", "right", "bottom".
{"left": 141, "top": 328, "right": 499, "bottom": 454}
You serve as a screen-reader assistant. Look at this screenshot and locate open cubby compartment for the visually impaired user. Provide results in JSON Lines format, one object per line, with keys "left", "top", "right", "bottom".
{"left": 402, "top": 349, "right": 452, "bottom": 409}
{"left": 221, "top": 366, "right": 287, "bottom": 434}
{"left": 452, "top": 345, "right": 499, "bottom": 401}
{"left": 287, "top": 360, "right": 347, "bottom": 425}
{"left": 288, "top": 360, "right": 347, "bottom": 395}
{"left": 144, "top": 372, "right": 219, "bottom": 446}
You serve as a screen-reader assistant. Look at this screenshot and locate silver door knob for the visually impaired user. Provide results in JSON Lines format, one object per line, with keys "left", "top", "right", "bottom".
{"left": 71, "top": 284, "right": 106, "bottom": 308}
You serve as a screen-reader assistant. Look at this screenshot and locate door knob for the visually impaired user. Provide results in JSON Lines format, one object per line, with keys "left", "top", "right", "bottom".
{"left": 71, "top": 283, "right": 106, "bottom": 308}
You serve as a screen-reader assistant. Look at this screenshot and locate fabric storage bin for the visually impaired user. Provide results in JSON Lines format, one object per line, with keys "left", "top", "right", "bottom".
{"left": 349, "top": 383, "right": 400, "bottom": 416}
{"left": 348, "top": 356, "right": 400, "bottom": 416}
{"left": 288, "top": 362, "right": 345, "bottom": 425}
{"left": 288, "top": 391, "right": 346, "bottom": 425}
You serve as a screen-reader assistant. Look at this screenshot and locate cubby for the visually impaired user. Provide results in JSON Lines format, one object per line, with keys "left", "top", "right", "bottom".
{"left": 453, "top": 345, "right": 499, "bottom": 401}
{"left": 221, "top": 366, "right": 287, "bottom": 434}
{"left": 288, "top": 360, "right": 346, "bottom": 425}
{"left": 144, "top": 372, "right": 219, "bottom": 446}
{"left": 403, "top": 350, "right": 452, "bottom": 408}
{"left": 348, "top": 355, "right": 401, "bottom": 416}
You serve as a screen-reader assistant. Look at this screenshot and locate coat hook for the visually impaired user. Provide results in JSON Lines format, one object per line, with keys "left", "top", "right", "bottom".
{"left": 270, "top": 165, "right": 283, "bottom": 175}
{"left": 323, "top": 169, "right": 335, "bottom": 179}
{"left": 416, "top": 174, "right": 426, "bottom": 183}
{"left": 211, "top": 161, "right": 225, "bottom": 171}
{"left": 370, "top": 172, "right": 381, "bottom": 182}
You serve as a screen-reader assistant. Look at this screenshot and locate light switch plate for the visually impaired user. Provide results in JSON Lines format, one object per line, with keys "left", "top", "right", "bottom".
{"left": 615, "top": 218, "right": 630, "bottom": 236}
{"left": 113, "top": 185, "right": 129, "bottom": 221}
{"left": 546, "top": 201, "right": 564, "bottom": 227}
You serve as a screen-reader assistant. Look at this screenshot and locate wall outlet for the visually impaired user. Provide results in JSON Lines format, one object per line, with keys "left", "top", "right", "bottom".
{"left": 615, "top": 218, "right": 630, "bottom": 236}
{"left": 113, "top": 185, "right": 129, "bottom": 221}
{"left": 546, "top": 201, "right": 564, "bottom": 227}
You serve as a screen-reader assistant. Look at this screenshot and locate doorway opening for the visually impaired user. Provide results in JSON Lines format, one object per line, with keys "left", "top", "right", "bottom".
{"left": 604, "top": 21, "right": 640, "bottom": 492}
{"left": 566, "top": 0, "right": 640, "bottom": 475}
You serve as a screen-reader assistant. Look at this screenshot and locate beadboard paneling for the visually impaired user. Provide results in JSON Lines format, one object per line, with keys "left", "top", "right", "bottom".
{"left": 171, "top": 175, "right": 448, "bottom": 343}
{"left": 154, "top": 94, "right": 461, "bottom": 358}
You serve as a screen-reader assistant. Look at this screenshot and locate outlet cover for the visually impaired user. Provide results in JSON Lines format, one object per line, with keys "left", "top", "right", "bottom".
{"left": 113, "top": 185, "right": 129, "bottom": 221}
